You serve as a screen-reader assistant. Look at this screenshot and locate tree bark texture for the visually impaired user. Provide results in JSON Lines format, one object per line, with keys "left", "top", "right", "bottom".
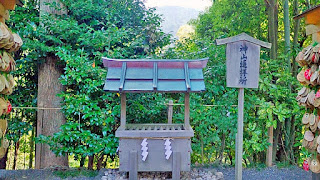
{"left": 29, "top": 127, "right": 35, "bottom": 168}
{"left": 266, "top": 0, "right": 279, "bottom": 164}
{"left": 292, "top": 0, "right": 300, "bottom": 76}
{"left": 35, "top": 0, "right": 68, "bottom": 169}
{"left": 0, "top": 148, "right": 8, "bottom": 169}
{"left": 36, "top": 57, "right": 68, "bottom": 168}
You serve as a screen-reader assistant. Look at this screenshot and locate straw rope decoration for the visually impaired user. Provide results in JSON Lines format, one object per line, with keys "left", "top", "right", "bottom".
{"left": 296, "top": 43, "right": 320, "bottom": 173}
{"left": 0, "top": 3, "right": 23, "bottom": 158}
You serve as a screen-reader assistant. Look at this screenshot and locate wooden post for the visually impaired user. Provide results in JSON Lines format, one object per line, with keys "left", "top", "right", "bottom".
{"left": 168, "top": 100, "right": 173, "bottom": 124}
{"left": 172, "top": 151, "right": 181, "bottom": 180}
{"left": 235, "top": 88, "right": 244, "bottom": 180}
{"left": 120, "top": 93, "right": 126, "bottom": 129}
{"left": 129, "top": 150, "right": 138, "bottom": 180}
{"left": 266, "top": 126, "right": 273, "bottom": 167}
{"left": 184, "top": 93, "right": 190, "bottom": 129}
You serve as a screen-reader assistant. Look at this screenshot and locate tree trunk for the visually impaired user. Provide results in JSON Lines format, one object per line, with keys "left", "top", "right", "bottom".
{"left": 266, "top": 0, "right": 279, "bottom": 163}
{"left": 36, "top": 56, "right": 68, "bottom": 168}
{"left": 284, "top": 0, "right": 292, "bottom": 146}
{"left": 80, "top": 156, "right": 85, "bottom": 168}
{"left": 29, "top": 127, "right": 35, "bottom": 169}
{"left": 272, "top": 121, "right": 281, "bottom": 162}
{"left": 35, "top": 0, "right": 68, "bottom": 169}
{"left": 96, "top": 154, "right": 104, "bottom": 170}
{"left": 218, "top": 133, "right": 226, "bottom": 163}
{"left": 13, "top": 140, "right": 20, "bottom": 170}
{"left": 292, "top": 0, "right": 300, "bottom": 76}
{"left": 267, "top": 0, "right": 278, "bottom": 60}
{"left": 0, "top": 148, "right": 8, "bottom": 169}
{"left": 88, "top": 155, "right": 94, "bottom": 170}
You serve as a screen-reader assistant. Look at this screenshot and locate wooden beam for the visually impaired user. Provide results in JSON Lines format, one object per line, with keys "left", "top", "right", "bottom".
{"left": 119, "top": 62, "right": 127, "bottom": 91}
{"left": 184, "top": 93, "right": 190, "bottom": 130}
{"left": 266, "top": 126, "right": 273, "bottom": 167}
{"left": 120, "top": 93, "right": 126, "bottom": 129}
{"left": 153, "top": 62, "right": 158, "bottom": 91}
{"left": 168, "top": 100, "right": 173, "bottom": 124}
{"left": 235, "top": 88, "right": 244, "bottom": 180}
{"left": 184, "top": 62, "right": 191, "bottom": 91}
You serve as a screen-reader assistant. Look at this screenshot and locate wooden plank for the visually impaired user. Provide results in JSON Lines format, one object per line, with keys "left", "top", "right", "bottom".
{"left": 226, "top": 41, "right": 261, "bottom": 89}
{"left": 120, "top": 93, "right": 126, "bottom": 129}
{"left": 216, "top": 33, "right": 272, "bottom": 49}
{"left": 184, "top": 93, "right": 190, "bottom": 130}
{"left": 119, "top": 139, "right": 191, "bottom": 172}
{"left": 168, "top": 100, "right": 173, "bottom": 124}
{"left": 115, "top": 128, "right": 194, "bottom": 138}
{"left": 172, "top": 152, "right": 181, "bottom": 180}
{"left": 129, "top": 151, "right": 138, "bottom": 180}
{"left": 184, "top": 62, "right": 191, "bottom": 91}
{"left": 119, "top": 62, "right": 127, "bottom": 91}
{"left": 153, "top": 62, "right": 158, "bottom": 90}
{"left": 266, "top": 126, "right": 273, "bottom": 167}
{"left": 235, "top": 88, "right": 244, "bottom": 180}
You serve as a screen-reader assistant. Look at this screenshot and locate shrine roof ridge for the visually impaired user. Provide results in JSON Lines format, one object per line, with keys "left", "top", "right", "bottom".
{"left": 293, "top": 4, "right": 320, "bottom": 20}
{"left": 215, "top": 33, "right": 272, "bottom": 49}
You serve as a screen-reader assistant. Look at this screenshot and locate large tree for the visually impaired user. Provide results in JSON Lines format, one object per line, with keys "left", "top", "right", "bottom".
{"left": 35, "top": 0, "right": 68, "bottom": 168}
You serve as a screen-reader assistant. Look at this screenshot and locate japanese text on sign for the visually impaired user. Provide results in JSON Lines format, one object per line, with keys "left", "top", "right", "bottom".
{"left": 239, "top": 45, "right": 248, "bottom": 85}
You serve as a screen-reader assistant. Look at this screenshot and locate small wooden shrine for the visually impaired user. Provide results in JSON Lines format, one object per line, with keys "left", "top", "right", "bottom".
{"left": 103, "top": 57, "right": 208, "bottom": 180}
{"left": 294, "top": 4, "right": 320, "bottom": 176}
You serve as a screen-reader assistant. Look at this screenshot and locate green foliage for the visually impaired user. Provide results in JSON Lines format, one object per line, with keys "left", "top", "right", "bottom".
{"left": 32, "top": 0, "right": 171, "bottom": 162}
{"left": 160, "top": 0, "right": 307, "bottom": 166}
{"left": 6, "top": 0, "right": 312, "bottom": 169}
{"left": 8, "top": 0, "right": 171, "bottom": 166}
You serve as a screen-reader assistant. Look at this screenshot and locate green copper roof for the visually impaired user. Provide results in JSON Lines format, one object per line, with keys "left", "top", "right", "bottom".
{"left": 102, "top": 58, "right": 208, "bottom": 93}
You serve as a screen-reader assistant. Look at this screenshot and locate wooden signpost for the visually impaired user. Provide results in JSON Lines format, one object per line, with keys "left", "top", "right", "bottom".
{"left": 216, "top": 33, "right": 271, "bottom": 180}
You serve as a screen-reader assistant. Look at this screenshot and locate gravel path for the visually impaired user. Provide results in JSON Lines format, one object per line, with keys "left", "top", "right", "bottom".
{"left": 217, "top": 166, "right": 311, "bottom": 180}
{"left": 0, "top": 166, "right": 312, "bottom": 180}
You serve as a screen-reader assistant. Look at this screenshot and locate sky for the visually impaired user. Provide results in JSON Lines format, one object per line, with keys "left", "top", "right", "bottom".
{"left": 144, "top": 0, "right": 212, "bottom": 11}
